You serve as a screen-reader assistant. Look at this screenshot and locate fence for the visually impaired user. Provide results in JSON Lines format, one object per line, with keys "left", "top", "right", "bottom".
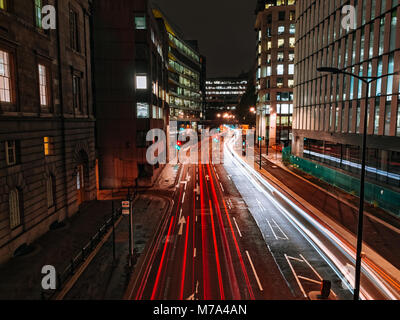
{"left": 289, "top": 154, "right": 400, "bottom": 217}
{"left": 41, "top": 206, "right": 122, "bottom": 300}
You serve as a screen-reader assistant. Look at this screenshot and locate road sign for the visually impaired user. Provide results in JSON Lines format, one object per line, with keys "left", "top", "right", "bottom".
{"left": 122, "top": 201, "right": 130, "bottom": 215}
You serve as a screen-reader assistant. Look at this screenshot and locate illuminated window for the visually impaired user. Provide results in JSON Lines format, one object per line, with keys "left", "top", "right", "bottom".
{"left": 44, "top": 137, "right": 54, "bottom": 156}
{"left": 289, "top": 37, "right": 295, "bottom": 48}
{"left": 137, "top": 102, "right": 149, "bottom": 118}
{"left": 277, "top": 64, "right": 284, "bottom": 75}
{"left": 267, "top": 41, "right": 272, "bottom": 50}
{"left": 0, "top": 0, "right": 6, "bottom": 10}
{"left": 277, "top": 52, "right": 284, "bottom": 62}
{"left": 135, "top": 16, "right": 146, "bottom": 30}
{"left": 9, "top": 189, "right": 21, "bottom": 229}
{"left": 35, "top": 0, "right": 42, "bottom": 28}
{"left": 38, "top": 64, "right": 49, "bottom": 107}
{"left": 289, "top": 51, "right": 295, "bottom": 61}
{"left": 288, "top": 64, "right": 294, "bottom": 75}
{"left": 288, "top": 79, "right": 294, "bottom": 88}
{"left": 278, "top": 39, "right": 285, "bottom": 48}
{"left": 0, "top": 49, "right": 12, "bottom": 103}
{"left": 278, "top": 26, "right": 285, "bottom": 35}
{"left": 136, "top": 75, "right": 147, "bottom": 89}
{"left": 5, "top": 140, "right": 17, "bottom": 166}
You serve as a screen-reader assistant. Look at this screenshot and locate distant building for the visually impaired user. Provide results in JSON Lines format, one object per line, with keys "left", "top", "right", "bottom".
{"left": 255, "top": 0, "right": 296, "bottom": 148}
{"left": 153, "top": 6, "right": 206, "bottom": 131}
{"left": 92, "top": 0, "right": 169, "bottom": 190}
{"left": 205, "top": 74, "right": 248, "bottom": 120}
{"left": 293, "top": 0, "right": 400, "bottom": 194}
{"left": 0, "top": 0, "right": 96, "bottom": 263}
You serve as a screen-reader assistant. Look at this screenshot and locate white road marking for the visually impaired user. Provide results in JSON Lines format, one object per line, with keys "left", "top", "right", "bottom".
{"left": 268, "top": 218, "right": 289, "bottom": 240}
{"left": 246, "top": 251, "right": 263, "bottom": 291}
{"left": 300, "top": 254, "right": 323, "bottom": 281}
{"left": 285, "top": 254, "right": 307, "bottom": 298}
{"left": 233, "top": 217, "right": 242, "bottom": 238}
{"left": 182, "top": 192, "right": 186, "bottom": 204}
{"left": 297, "top": 275, "right": 322, "bottom": 285}
{"left": 267, "top": 220, "right": 279, "bottom": 240}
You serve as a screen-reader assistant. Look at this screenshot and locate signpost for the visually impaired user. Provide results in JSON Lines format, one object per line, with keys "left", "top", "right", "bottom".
{"left": 122, "top": 198, "right": 134, "bottom": 268}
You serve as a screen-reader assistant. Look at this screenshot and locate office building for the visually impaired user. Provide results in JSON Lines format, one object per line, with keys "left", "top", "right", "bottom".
{"left": 153, "top": 6, "right": 206, "bottom": 130}
{"left": 293, "top": 0, "right": 400, "bottom": 196}
{"left": 93, "top": 0, "right": 170, "bottom": 190}
{"left": 255, "top": 0, "right": 296, "bottom": 148}
{"left": 205, "top": 74, "right": 248, "bottom": 120}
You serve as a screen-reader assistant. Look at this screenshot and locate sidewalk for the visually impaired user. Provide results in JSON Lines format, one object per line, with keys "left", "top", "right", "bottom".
{"left": 254, "top": 148, "right": 400, "bottom": 270}
{"left": 0, "top": 200, "right": 116, "bottom": 300}
{"left": 63, "top": 193, "right": 169, "bottom": 300}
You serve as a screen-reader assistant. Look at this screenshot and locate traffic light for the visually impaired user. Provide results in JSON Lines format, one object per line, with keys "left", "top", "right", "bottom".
{"left": 176, "top": 141, "right": 182, "bottom": 151}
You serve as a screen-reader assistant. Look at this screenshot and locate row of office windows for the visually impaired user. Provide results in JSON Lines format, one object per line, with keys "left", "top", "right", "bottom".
{"left": 261, "top": 37, "right": 296, "bottom": 52}
{"left": 296, "top": 8, "right": 398, "bottom": 87}
{"left": 258, "top": 64, "right": 295, "bottom": 79}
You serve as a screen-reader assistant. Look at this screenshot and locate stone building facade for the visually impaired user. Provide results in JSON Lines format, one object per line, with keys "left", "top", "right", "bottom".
{"left": 0, "top": 0, "right": 96, "bottom": 263}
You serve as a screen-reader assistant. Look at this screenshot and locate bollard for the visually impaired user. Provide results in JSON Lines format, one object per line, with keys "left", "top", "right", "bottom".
{"left": 321, "top": 280, "right": 332, "bottom": 299}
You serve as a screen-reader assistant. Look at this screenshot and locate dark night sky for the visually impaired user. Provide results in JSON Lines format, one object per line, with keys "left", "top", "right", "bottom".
{"left": 152, "top": 0, "right": 257, "bottom": 78}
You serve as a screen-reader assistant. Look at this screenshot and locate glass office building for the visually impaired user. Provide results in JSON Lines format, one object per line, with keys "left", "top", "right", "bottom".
{"left": 293, "top": 0, "right": 400, "bottom": 190}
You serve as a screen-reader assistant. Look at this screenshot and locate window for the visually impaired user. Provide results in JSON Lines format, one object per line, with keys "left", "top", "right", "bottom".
{"left": 278, "top": 39, "right": 284, "bottom": 48}
{"left": 0, "top": 49, "right": 12, "bottom": 103}
{"left": 384, "top": 101, "right": 391, "bottom": 136}
{"left": 289, "top": 24, "right": 295, "bottom": 34}
{"left": 277, "top": 78, "right": 284, "bottom": 88}
{"left": 135, "top": 15, "right": 146, "bottom": 30}
{"left": 137, "top": 102, "right": 149, "bottom": 118}
{"left": 0, "top": 0, "right": 6, "bottom": 10}
{"left": 136, "top": 74, "right": 147, "bottom": 90}
{"left": 5, "top": 140, "right": 17, "bottom": 166}
{"left": 288, "top": 79, "right": 294, "bottom": 88}
{"left": 72, "top": 74, "right": 82, "bottom": 112}
{"left": 38, "top": 64, "right": 49, "bottom": 107}
{"left": 279, "top": 11, "right": 286, "bottom": 21}
{"left": 35, "top": 0, "right": 42, "bottom": 28}
{"left": 46, "top": 176, "right": 55, "bottom": 208}
{"left": 277, "top": 52, "right": 284, "bottom": 62}
{"left": 277, "top": 64, "right": 284, "bottom": 75}
{"left": 278, "top": 26, "right": 285, "bottom": 35}
{"left": 69, "top": 9, "right": 80, "bottom": 52}
{"left": 288, "top": 64, "right": 294, "bottom": 75}
{"left": 44, "top": 136, "right": 54, "bottom": 156}
{"left": 289, "top": 37, "right": 295, "bottom": 48}
{"left": 289, "top": 51, "right": 295, "bottom": 61}
{"left": 390, "top": 11, "right": 397, "bottom": 52}
{"left": 9, "top": 189, "right": 21, "bottom": 229}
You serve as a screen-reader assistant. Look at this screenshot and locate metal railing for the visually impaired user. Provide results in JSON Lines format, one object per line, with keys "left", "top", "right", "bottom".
{"left": 41, "top": 206, "right": 122, "bottom": 300}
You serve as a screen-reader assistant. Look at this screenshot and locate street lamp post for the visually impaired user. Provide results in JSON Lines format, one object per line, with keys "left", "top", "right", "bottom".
{"left": 317, "top": 67, "right": 398, "bottom": 301}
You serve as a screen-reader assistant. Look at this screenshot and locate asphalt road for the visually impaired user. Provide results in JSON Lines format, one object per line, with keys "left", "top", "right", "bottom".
{"left": 125, "top": 139, "right": 294, "bottom": 300}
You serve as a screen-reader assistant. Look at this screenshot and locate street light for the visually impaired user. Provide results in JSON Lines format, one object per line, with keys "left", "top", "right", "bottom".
{"left": 317, "top": 66, "right": 399, "bottom": 301}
